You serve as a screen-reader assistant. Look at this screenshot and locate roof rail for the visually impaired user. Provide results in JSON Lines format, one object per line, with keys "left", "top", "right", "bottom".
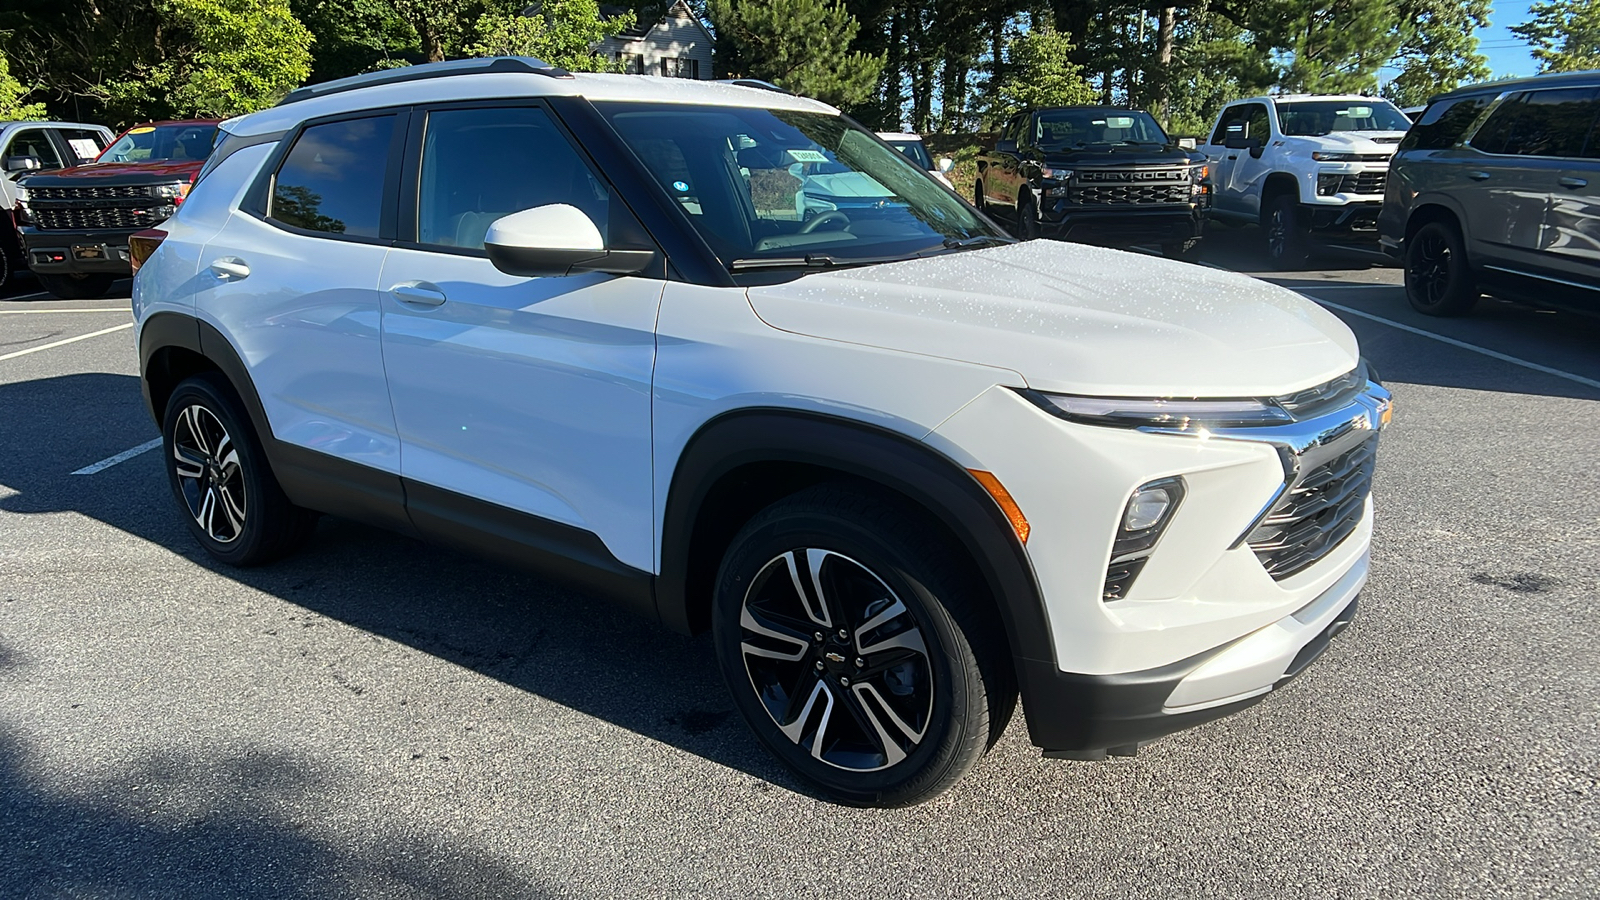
{"left": 277, "top": 57, "right": 571, "bottom": 107}
{"left": 719, "top": 78, "right": 792, "bottom": 95}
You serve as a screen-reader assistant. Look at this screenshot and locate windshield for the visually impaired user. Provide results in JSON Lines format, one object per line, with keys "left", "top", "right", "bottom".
{"left": 884, "top": 139, "right": 933, "bottom": 170}
{"left": 599, "top": 103, "right": 1004, "bottom": 268}
{"left": 1033, "top": 109, "right": 1168, "bottom": 148}
{"left": 97, "top": 123, "right": 218, "bottom": 164}
{"left": 1276, "top": 101, "right": 1411, "bottom": 136}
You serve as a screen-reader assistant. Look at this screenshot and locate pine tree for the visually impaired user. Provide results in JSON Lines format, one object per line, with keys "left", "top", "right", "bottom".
{"left": 707, "top": 0, "right": 885, "bottom": 107}
{"left": 1514, "top": 0, "right": 1600, "bottom": 73}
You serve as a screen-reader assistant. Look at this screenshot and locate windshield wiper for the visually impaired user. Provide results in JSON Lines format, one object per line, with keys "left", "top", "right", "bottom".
{"left": 728, "top": 252, "right": 913, "bottom": 272}
{"left": 941, "top": 235, "right": 1013, "bottom": 250}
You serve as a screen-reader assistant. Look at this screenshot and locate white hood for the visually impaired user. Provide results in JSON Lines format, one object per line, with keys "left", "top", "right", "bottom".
{"left": 1297, "top": 131, "right": 1406, "bottom": 155}
{"left": 745, "top": 241, "right": 1360, "bottom": 397}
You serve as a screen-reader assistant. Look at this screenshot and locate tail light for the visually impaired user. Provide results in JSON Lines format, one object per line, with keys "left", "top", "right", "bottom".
{"left": 128, "top": 228, "right": 167, "bottom": 275}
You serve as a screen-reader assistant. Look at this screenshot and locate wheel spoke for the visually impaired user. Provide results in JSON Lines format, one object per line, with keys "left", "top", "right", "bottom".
{"left": 857, "top": 622, "right": 926, "bottom": 659}
{"left": 776, "top": 677, "right": 830, "bottom": 746}
{"left": 850, "top": 683, "right": 924, "bottom": 765}
{"left": 740, "top": 605, "right": 811, "bottom": 661}
{"left": 172, "top": 445, "right": 206, "bottom": 480}
{"left": 216, "top": 484, "right": 246, "bottom": 536}
{"left": 782, "top": 549, "right": 833, "bottom": 628}
{"left": 184, "top": 406, "right": 212, "bottom": 456}
{"left": 196, "top": 486, "right": 218, "bottom": 534}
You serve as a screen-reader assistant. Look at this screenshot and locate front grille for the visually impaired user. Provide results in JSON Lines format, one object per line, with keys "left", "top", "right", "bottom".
{"left": 33, "top": 206, "right": 167, "bottom": 230}
{"left": 1275, "top": 367, "right": 1367, "bottom": 419}
{"left": 1316, "top": 171, "right": 1387, "bottom": 196}
{"left": 1073, "top": 182, "right": 1190, "bottom": 205}
{"left": 1248, "top": 436, "right": 1377, "bottom": 580}
{"left": 28, "top": 184, "right": 153, "bottom": 201}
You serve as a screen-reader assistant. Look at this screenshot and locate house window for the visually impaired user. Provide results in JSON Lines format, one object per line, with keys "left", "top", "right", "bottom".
{"left": 661, "top": 57, "right": 699, "bottom": 79}
{"left": 615, "top": 52, "right": 645, "bottom": 74}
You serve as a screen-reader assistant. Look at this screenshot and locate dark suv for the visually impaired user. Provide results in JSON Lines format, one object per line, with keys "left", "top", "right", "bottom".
{"left": 1379, "top": 72, "right": 1600, "bottom": 316}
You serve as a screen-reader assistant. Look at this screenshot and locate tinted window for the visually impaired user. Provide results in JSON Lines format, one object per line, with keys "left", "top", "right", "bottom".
{"left": 1470, "top": 95, "right": 1521, "bottom": 154}
{"left": 885, "top": 139, "right": 933, "bottom": 170}
{"left": 1245, "top": 104, "right": 1272, "bottom": 141}
{"left": 1401, "top": 95, "right": 1492, "bottom": 151}
{"left": 6, "top": 128, "right": 62, "bottom": 168}
{"left": 1503, "top": 88, "right": 1599, "bottom": 157}
{"left": 1211, "top": 106, "right": 1247, "bottom": 144}
{"left": 57, "top": 128, "right": 107, "bottom": 164}
{"left": 270, "top": 116, "right": 395, "bottom": 238}
{"left": 417, "top": 106, "right": 608, "bottom": 249}
{"left": 1032, "top": 109, "right": 1168, "bottom": 147}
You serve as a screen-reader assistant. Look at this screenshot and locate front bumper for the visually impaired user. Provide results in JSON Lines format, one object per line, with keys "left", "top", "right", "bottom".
{"left": 1299, "top": 200, "right": 1383, "bottom": 237}
{"left": 20, "top": 227, "right": 136, "bottom": 276}
{"left": 1040, "top": 202, "right": 1206, "bottom": 246}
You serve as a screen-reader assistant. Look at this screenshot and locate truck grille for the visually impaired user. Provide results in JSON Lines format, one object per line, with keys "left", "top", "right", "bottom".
{"left": 1072, "top": 182, "right": 1190, "bottom": 205}
{"left": 33, "top": 206, "right": 167, "bottom": 230}
{"left": 27, "top": 184, "right": 154, "bottom": 201}
{"left": 1317, "top": 171, "right": 1388, "bottom": 196}
{"left": 1247, "top": 435, "right": 1377, "bottom": 580}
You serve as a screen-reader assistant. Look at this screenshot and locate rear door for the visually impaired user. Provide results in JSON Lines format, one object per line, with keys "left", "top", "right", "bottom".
{"left": 1540, "top": 90, "right": 1600, "bottom": 303}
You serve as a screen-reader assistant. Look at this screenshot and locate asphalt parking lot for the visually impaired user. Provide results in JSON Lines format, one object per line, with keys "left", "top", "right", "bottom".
{"left": 1, "top": 226, "right": 1596, "bottom": 898}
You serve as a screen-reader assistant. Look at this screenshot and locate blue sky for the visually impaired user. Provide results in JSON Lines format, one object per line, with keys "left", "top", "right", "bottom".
{"left": 1478, "top": 0, "right": 1539, "bottom": 78}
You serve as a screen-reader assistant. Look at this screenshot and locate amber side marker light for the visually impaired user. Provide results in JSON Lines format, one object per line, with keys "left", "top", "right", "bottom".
{"left": 128, "top": 228, "right": 167, "bottom": 276}
{"left": 968, "top": 469, "right": 1029, "bottom": 544}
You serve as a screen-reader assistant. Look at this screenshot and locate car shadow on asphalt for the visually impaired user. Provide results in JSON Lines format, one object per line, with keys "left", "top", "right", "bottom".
{"left": 0, "top": 373, "right": 801, "bottom": 805}
{"left": 0, "top": 722, "right": 561, "bottom": 897}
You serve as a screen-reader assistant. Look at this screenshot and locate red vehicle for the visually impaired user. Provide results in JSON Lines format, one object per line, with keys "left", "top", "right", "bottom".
{"left": 16, "top": 120, "right": 219, "bottom": 299}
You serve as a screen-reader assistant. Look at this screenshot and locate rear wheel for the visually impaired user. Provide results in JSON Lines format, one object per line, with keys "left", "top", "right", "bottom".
{"left": 712, "top": 485, "right": 1012, "bottom": 807}
{"left": 38, "top": 272, "right": 116, "bottom": 300}
{"left": 1404, "top": 220, "right": 1479, "bottom": 316}
{"left": 162, "top": 372, "right": 316, "bottom": 566}
{"left": 1263, "top": 194, "right": 1310, "bottom": 269}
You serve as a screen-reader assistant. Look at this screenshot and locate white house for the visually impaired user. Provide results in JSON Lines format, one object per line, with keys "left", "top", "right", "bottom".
{"left": 594, "top": 0, "right": 714, "bottom": 80}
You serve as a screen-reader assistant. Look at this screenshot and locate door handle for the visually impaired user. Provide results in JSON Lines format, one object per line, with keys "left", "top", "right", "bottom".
{"left": 209, "top": 257, "right": 249, "bottom": 280}
{"left": 1226, "top": 155, "right": 1238, "bottom": 160}
{"left": 389, "top": 281, "right": 447, "bottom": 307}
{"left": 1467, "top": 171, "right": 1491, "bottom": 181}
{"left": 1559, "top": 176, "right": 1588, "bottom": 189}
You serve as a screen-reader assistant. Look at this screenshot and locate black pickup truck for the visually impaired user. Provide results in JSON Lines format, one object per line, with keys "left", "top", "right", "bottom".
{"left": 975, "top": 106, "right": 1211, "bottom": 256}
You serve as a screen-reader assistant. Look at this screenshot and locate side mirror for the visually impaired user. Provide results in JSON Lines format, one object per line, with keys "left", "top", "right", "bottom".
{"left": 4, "top": 155, "right": 41, "bottom": 173}
{"left": 995, "top": 139, "right": 1017, "bottom": 154}
{"left": 1223, "top": 133, "right": 1251, "bottom": 151}
{"left": 1178, "top": 137, "right": 1197, "bottom": 150}
{"left": 937, "top": 157, "right": 954, "bottom": 174}
{"left": 484, "top": 204, "right": 655, "bottom": 277}
{"left": 1248, "top": 142, "right": 1265, "bottom": 160}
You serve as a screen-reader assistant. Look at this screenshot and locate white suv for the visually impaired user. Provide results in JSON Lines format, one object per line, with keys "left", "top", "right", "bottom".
{"left": 1204, "top": 95, "right": 1412, "bottom": 267}
{"left": 132, "top": 58, "right": 1391, "bottom": 807}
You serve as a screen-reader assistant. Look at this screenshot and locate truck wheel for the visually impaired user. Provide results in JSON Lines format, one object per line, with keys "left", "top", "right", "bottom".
{"left": 38, "top": 273, "right": 117, "bottom": 300}
{"left": 0, "top": 247, "right": 10, "bottom": 293}
{"left": 163, "top": 372, "right": 317, "bottom": 566}
{"left": 712, "top": 484, "right": 1012, "bottom": 807}
{"left": 1264, "top": 195, "right": 1310, "bottom": 269}
{"left": 972, "top": 180, "right": 986, "bottom": 212}
{"left": 1162, "top": 239, "right": 1200, "bottom": 260}
{"left": 1405, "top": 220, "right": 1479, "bottom": 316}
{"left": 1016, "top": 193, "right": 1041, "bottom": 240}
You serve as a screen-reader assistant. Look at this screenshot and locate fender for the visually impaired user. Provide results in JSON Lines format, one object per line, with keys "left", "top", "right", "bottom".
{"left": 657, "top": 409, "right": 1058, "bottom": 672}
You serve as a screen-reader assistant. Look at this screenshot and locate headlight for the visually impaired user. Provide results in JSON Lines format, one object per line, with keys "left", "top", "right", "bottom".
{"left": 1039, "top": 166, "right": 1072, "bottom": 181}
{"left": 1030, "top": 392, "right": 1294, "bottom": 429}
{"left": 1311, "top": 151, "right": 1362, "bottom": 161}
{"left": 14, "top": 185, "right": 28, "bottom": 205}
{"left": 152, "top": 182, "right": 192, "bottom": 202}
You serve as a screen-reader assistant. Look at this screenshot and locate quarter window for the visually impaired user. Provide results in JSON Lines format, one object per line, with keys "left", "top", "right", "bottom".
{"left": 1400, "top": 95, "right": 1492, "bottom": 151}
{"left": 269, "top": 115, "right": 395, "bottom": 238}
{"left": 416, "top": 106, "right": 609, "bottom": 250}
{"left": 5, "top": 128, "right": 63, "bottom": 169}
{"left": 1503, "top": 88, "right": 1600, "bottom": 158}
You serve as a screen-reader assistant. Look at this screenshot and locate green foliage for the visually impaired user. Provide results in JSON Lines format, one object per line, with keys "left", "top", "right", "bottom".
{"left": 987, "top": 26, "right": 1095, "bottom": 123}
{"left": 1514, "top": 0, "right": 1600, "bottom": 73}
{"left": 1383, "top": 0, "right": 1491, "bottom": 108}
{"left": 1268, "top": 0, "right": 1401, "bottom": 94}
{"left": 0, "top": 53, "right": 47, "bottom": 120}
{"left": 291, "top": 0, "right": 421, "bottom": 80}
{"left": 465, "top": 0, "right": 633, "bottom": 72}
{"left": 708, "top": 0, "right": 885, "bottom": 107}
{"left": 141, "top": 0, "right": 315, "bottom": 118}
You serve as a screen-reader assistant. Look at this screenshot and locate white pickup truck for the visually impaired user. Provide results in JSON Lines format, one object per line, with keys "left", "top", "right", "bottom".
{"left": 1202, "top": 95, "right": 1412, "bottom": 267}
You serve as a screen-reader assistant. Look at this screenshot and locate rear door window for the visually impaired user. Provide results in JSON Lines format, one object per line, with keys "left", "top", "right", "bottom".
{"left": 1502, "top": 88, "right": 1600, "bottom": 158}
{"left": 269, "top": 115, "right": 396, "bottom": 239}
{"left": 54, "top": 128, "right": 108, "bottom": 165}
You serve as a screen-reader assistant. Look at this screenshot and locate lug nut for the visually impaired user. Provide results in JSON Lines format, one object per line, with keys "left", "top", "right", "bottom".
{"left": 814, "top": 632, "right": 825, "bottom": 642}
{"left": 815, "top": 661, "right": 825, "bottom": 671}
{"left": 854, "top": 658, "right": 865, "bottom": 668}
{"left": 838, "top": 676, "right": 849, "bottom": 687}
{"left": 837, "top": 629, "right": 849, "bottom": 640}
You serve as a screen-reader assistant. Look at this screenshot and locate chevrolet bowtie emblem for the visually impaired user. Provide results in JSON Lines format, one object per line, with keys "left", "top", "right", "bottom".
{"left": 824, "top": 652, "right": 846, "bottom": 663}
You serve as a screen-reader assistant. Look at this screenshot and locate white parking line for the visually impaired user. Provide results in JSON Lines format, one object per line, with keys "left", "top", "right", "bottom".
{"left": 0, "top": 291, "right": 50, "bottom": 301}
{"left": 71, "top": 437, "right": 163, "bottom": 476}
{"left": 0, "top": 307, "right": 130, "bottom": 315}
{"left": 0, "top": 322, "right": 132, "bottom": 361}
{"left": 1301, "top": 294, "right": 1600, "bottom": 391}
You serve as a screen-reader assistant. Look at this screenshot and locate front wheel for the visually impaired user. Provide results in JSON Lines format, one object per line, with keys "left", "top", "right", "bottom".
{"left": 712, "top": 485, "right": 1013, "bottom": 807}
{"left": 1404, "top": 220, "right": 1479, "bottom": 316}
{"left": 1162, "top": 238, "right": 1201, "bottom": 260}
{"left": 163, "top": 373, "right": 316, "bottom": 566}
{"left": 1016, "top": 191, "right": 1042, "bottom": 241}
{"left": 37, "top": 272, "right": 116, "bottom": 300}
{"left": 1263, "top": 195, "right": 1310, "bottom": 269}
{"left": 972, "top": 179, "right": 986, "bottom": 213}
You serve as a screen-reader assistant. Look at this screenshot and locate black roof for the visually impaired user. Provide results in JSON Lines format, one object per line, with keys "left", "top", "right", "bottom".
{"left": 1432, "top": 70, "right": 1600, "bottom": 103}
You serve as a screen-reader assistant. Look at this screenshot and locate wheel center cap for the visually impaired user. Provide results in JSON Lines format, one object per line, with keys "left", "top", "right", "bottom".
{"left": 823, "top": 651, "right": 846, "bottom": 664}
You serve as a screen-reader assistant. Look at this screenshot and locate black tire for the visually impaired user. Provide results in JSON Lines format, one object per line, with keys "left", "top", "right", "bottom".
{"left": 1404, "top": 220, "right": 1479, "bottom": 316}
{"left": 38, "top": 272, "right": 116, "bottom": 300}
{"left": 1016, "top": 191, "right": 1042, "bottom": 241}
{"left": 1263, "top": 194, "right": 1310, "bottom": 269}
{"left": 162, "top": 372, "right": 316, "bottom": 566}
{"left": 1162, "top": 238, "right": 1201, "bottom": 260}
{"left": 972, "top": 179, "right": 986, "bottom": 213}
{"left": 712, "top": 484, "right": 1014, "bottom": 807}
{"left": 0, "top": 245, "right": 12, "bottom": 294}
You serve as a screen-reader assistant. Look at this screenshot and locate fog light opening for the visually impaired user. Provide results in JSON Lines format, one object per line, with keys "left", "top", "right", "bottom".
{"left": 1103, "top": 477, "right": 1186, "bottom": 601}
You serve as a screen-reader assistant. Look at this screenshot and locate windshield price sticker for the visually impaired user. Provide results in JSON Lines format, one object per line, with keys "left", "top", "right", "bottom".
{"left": 68, "top": 139, "right": 101, "bottom": 159}
{"left": 786, "top": 149, "right": 828, "bottom": 163}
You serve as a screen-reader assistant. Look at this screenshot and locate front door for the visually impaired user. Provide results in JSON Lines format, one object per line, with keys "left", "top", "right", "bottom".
{"left": 378, "top": 104, "right": 661, "bottom": 574}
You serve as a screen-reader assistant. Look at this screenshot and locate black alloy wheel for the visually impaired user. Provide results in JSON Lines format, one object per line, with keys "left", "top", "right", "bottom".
{"left": 1016, "top": 192, "right": 1042, "bottom": 241}
{"left": 1264, "top": 194, "right": 1310, "bottom": 269}
{"left": 162, "top": 373, "right": 316, "bottom": 566}
{"left": 973, "top": 180, "right": 986, "bottom": 212}
{"left": 37, "top": 272, "right": 116, "bottom": 300}
{"left": 1162, "top": 238, "right": 1201, "bottom": 260}
{"left": 1404, "top": 220, "right": 1478, "bottom": 316}
{"left": 0, "top": 246, "right": 11, "bottom": 293}
{"left": 713, "top": 485, "right": 1012, "bottom": 807}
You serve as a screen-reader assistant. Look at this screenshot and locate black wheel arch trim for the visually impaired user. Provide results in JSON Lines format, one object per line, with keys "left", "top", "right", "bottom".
{"left": 657, "top": 408, "right": 1059, "bottom": 700}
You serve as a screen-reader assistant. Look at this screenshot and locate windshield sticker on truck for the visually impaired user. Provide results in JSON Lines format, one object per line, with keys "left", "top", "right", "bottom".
{"left": 1339, "top": 107, "right": 1373, "bottom": 118}
{"left": 68, "top": 139, "right": 101, "bottom": 159}
{"left": 786, "top": 149, "right": 828, "bottom": 163}
{"left": 128, "top": 126, "right": 156, "bottom": 135}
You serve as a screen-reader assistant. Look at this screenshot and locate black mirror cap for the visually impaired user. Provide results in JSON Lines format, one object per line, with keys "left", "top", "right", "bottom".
{"left": 1223, "top": 134, "right": 1252, "bottom": 151}
{"left": 486, "top": 243, "right": 659, "bottom": 278}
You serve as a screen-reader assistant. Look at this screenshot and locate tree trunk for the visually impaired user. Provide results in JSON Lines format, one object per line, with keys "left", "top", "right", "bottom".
{"left": 1158, "top": 6, "right": 1175, "bottom": 128}
{"left": 885, "top": 6, "right": 906, "bottom": 129}
{"left": 912, "top": 53, "right": 933, "bottom": 133}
